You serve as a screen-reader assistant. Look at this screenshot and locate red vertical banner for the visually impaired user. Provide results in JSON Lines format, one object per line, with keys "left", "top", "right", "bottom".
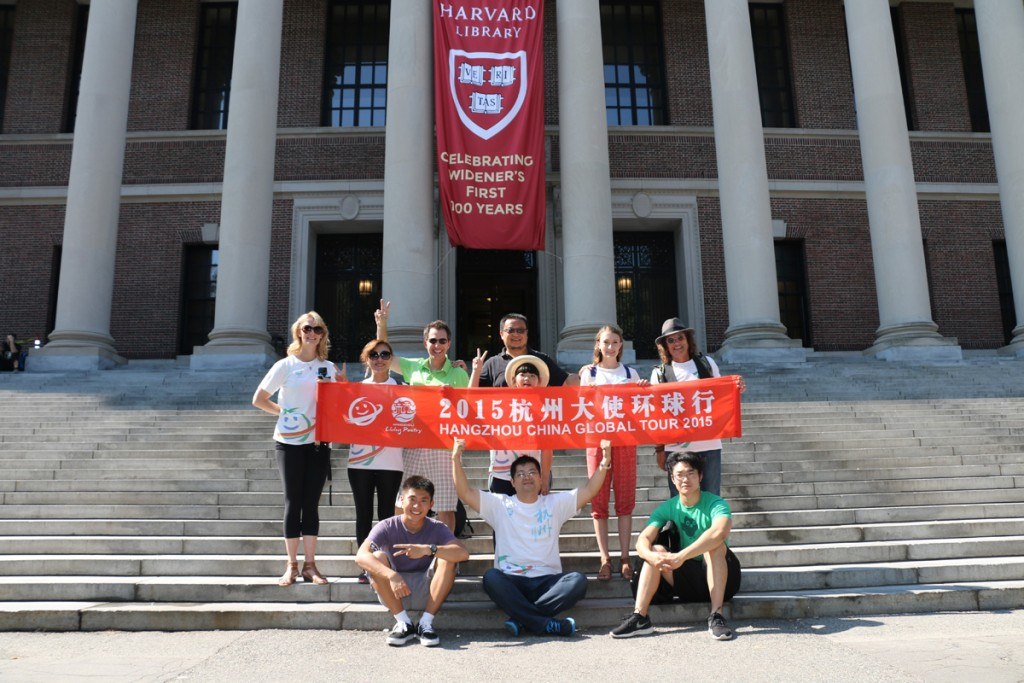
{"left": 433, "top": 1, "right": 546, "bottom": 250}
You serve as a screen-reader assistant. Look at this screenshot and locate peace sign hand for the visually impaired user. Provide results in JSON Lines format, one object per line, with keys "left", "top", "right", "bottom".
{"left": 472, "top": 348, "right": 489, "bottom": 373}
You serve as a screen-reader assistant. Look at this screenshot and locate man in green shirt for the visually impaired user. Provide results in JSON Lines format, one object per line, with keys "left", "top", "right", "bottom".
{"left": 375, "top": 300, "right": 469, "bottom": 530}
{"left": 611, "top": 451, "right": 742, "bottom": 640}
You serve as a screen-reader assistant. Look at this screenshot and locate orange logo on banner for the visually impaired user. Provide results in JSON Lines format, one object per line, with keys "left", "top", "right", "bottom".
{"left": 316, "top": 376, "right": 743, "bottom": 450}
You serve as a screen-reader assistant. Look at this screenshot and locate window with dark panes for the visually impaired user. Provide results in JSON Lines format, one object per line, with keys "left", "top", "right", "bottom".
{"left": 322, "top": 1, "right": 389, "bottom": 127}
{"left": 600, "top": 1, "right": 667, "bottom": 126}
{"left": 314, "top": 234, "right": 383, "bottom": 362}
{"left": 179, "top": 246, "right": 219, "bottom": 354}
{"left": 775, "top": 240, "right": 811, "bottom": 347}
{"left": 749, "top": 3, "right": 795, "bottom": 128}
{"left": 0, "top": 5, "right": 15, "bottom": 130}
{"left": 191, "top": 3, "right": 237, "bottom": 130}
{"left": 890, "top": 7, "right": 914, "bottom": 131}
{"left": 63, "top": 4, "right": 88, "bottom": 133}
{"left": 614, "top": 232, "right": 678, "bottom": 358}
{"left": 956, "top": 9, "right": 989, "bottom": 133}
{"left": 994, "top": 241, "right": 1015, "bottom": 345}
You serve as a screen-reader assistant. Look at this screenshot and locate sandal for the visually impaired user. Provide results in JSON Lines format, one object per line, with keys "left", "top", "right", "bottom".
{"left": 278, "top": 561, "right": 299, "bottom": 587}
{"left": 301, "top": 561, "right": 329, "bottom": 585}
{"left": 620, "top": 558, "right": 634, "bottom": 581}
{"left": 597, "top": 560, "right": 613, "bottom": 581}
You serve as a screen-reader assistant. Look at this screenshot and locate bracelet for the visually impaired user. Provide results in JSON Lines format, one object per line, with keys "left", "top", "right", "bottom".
{"left": 600, "top": 462, "right": 612, "bottom": 470}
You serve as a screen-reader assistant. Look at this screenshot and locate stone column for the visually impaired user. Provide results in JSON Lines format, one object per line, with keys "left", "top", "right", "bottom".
{"left": 191, "top": 0, "right": 283, "bottom": 369}
{"left": 705, "top": 0, "right": 805, "bottom": 362}
{"left": 844, "top": 0, "right": 960, "bottom": 360}
{"left": 555, "top": 0, "right": 619, "bottom": 365}
{"left": 380, "top": 0, "right": 436, "bottom": 352}
{"left": 975, "top": 1, "right": 1024, "bottom": 356}
{"left": 30, "top": 0, "right": 137, "bottom": 372}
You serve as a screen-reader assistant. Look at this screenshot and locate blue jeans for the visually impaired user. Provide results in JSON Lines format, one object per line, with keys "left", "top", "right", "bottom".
{"left": 482, "top": 568, "right": 588, "bottom": 634}
{"left": 665, "top": 449, "right": 722, "bottom": 498}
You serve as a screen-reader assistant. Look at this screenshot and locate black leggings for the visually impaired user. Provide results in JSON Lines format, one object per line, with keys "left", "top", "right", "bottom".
{"left": 275, "top": 442, "right": 330, "bottom": 538}
{"left": 347, "top": 467, "right": 404, "bottom": 546}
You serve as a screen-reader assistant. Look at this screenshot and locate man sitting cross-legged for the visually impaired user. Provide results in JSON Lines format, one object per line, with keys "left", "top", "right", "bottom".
{"left": 611, "top": 451, "right": 742, "bottom": 641}
{"left": 356, "top": 476, "right": 470, "bottom": 647}
{"left": 452, "top": 437, "right": 613, "bottom": 637}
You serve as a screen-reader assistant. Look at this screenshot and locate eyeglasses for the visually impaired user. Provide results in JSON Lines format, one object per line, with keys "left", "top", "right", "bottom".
{"left": 368, "top": 350, "right": 392, "bottom": 360}
{"left": 503, "top": 327, "right": 527, "bottom": 335}
{"left": 427, "top": 338, "right": 449, "bottom": 345}
{"left": 672, "top": 469, "right": 699, "bottom": 481}
{"left": 663, "top": 333, "right": 687, "bottom": 345}
{"left": 301, "top": 325, "right": 324, "bottom": 335}
{"left": 513, "top": 469, "right": 539, "bottom": 479}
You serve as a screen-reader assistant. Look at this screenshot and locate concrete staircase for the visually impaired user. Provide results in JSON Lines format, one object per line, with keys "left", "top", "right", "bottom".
{"left": 1, "top": 357, "right": 1023, "bottom": 631}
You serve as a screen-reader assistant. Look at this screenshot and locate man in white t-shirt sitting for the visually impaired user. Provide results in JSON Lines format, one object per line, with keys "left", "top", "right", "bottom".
{"left": 451, "top": 438, "right": 613, "bottom": 637}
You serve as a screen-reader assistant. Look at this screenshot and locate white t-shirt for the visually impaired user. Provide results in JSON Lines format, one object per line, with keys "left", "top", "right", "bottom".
{"left": 580, "top": 363, "right": 642, "bottom": 386}
{"left": 478, "top": 489, "right": 579, "bottom": 577}
{"left": 489, "top": 449, "right": 541, "bottom": 482}
{"left": 650, "top": 357, "right": 722, "bottom": 453}
{"left": 258, "top": 355, "right": 337, "bottom": 445}
{"left": 348, "top": 377, "right": 404, "bottom": 471}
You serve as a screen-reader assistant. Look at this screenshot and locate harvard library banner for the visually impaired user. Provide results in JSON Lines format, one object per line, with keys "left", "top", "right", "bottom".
{"left": 316, "top": 376, "right": 743, "bottom": 451}
{"left": 433, "top": 1, "right": 546, "bottom": 250}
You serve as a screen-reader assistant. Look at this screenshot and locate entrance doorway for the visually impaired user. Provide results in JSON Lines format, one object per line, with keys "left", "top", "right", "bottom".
{"left": 314, "top": 233, "right": 382, "bottom": 363}
{"left": 456, "top": 248, "right": 538, "bottom": 362}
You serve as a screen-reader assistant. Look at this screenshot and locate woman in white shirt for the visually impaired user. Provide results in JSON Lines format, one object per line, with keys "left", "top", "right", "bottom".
{"left": 579, "top": 324, "right": 648, "bottom": 581}
{"left": 348, "top": 339, "right": 405, "bottom": 584}
{"left": 253, "top": 311, "right": 341, "bottom": 587}
{"left": 650, "top": 317, "right": 745, "bottom": 498}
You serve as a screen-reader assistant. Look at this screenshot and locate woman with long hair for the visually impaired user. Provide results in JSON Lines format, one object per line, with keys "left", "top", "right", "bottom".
{"left": 348, "top": 338, "right": 405, "bottom": 584}
{"left": 253, "top": 311, "right": 342, "bottom": 586}
{"left": 578, "top": 324, "right": 649, "bottom": 581}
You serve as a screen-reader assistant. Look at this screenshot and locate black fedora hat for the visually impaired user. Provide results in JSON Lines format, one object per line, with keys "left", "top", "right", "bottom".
{"left": 655, "top": 317, "right": 694, "bottom": 344}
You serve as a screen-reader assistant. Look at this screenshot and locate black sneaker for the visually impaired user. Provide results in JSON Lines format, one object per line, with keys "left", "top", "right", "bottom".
{"left": 357, "top": 571, "right": 370, "bottom": 585}
{"left": 544, "top": 617, "right": 576, "bottom": 637}
{"left": 610, "top": 612, "right": 654, "bottom": 639}
{"left": 708, "top": 612, "right": 733, "bottom": 640}
{"left": 387, "top": 620, "right": 416, "bottom": 646}
{"left": 417, "top": 622, "right": 440, "bottom": 647}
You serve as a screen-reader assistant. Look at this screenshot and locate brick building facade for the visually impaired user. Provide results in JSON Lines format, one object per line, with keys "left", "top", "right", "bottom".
{"left": 0, "top": 0, "right": 1019, "bottom": 368}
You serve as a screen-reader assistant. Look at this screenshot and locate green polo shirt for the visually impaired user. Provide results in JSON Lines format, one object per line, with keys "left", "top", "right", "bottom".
{"left": 399, "top": 356, "right": 470, "bottom": 387}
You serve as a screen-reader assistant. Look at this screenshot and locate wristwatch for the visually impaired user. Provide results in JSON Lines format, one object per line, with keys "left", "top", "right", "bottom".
{"left": 429, "top": 544, "right": 438, "bottom": 557}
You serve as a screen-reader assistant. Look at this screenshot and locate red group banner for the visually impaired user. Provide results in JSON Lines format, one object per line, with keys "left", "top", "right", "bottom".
{"left": 433, "top": 0, "right": 546, "bottom": 250}
{"left": 316, "top": 376, "right": 743, "bottom": 451}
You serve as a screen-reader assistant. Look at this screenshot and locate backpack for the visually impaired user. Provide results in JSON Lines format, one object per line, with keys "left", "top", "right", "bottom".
{"left": 657, "top": 352, "right": 713, "bottom": 383}
{"left": 455, "top": 500, "right": 475, "bottom": 539}
{"left": 589, "top": 364, "right": 639, "bottom": 381}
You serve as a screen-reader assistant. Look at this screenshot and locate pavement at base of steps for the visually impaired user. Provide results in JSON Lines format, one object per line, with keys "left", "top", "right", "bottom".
{"left": 1, "top": 610, "right": 1022, "bottom": 682}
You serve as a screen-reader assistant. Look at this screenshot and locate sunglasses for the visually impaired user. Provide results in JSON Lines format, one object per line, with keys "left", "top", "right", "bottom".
{"left": 301, "top": 325, "right": 324, "bottom": 335}
{"left": 504, "top": 327, "right": 527, "bottom": 335}
{"left": 368, "top": 350, "right": 392, "bottom": 360}
{"left": 427, "top": 338, "right": 450, "bottom": 345}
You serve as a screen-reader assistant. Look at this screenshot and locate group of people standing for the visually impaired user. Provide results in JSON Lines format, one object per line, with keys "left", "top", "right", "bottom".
{"left": 252, "top": 303, "right": 744, "bottom": 646}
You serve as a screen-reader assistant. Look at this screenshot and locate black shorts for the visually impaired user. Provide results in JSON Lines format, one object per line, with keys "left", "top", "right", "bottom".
{"left": 643, "top": 547, "right": 742, "bottom": 605}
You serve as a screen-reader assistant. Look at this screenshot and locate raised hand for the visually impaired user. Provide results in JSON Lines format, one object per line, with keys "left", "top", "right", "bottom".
{"left": 471, "top": 347, "right": 488, "bottom": 373}
{"left": 374, "top": 299, "right": 391, "bottom": 326}
{"left": 451, "top": 438, "right": 466, "bottom": 461}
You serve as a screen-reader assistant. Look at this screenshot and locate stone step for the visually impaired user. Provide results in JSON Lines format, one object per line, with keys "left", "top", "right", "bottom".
{"left": 3, "top": 536, "right": 1022, "bottom": 576}
{"left": 2, "top": 579, "right": 1021, "bottom": 631}
{"left": 2, "top": 553, "right": 1024, "bottom": 605}
{"left": 2, "top": 515, "right": 1022, "bottom": 548}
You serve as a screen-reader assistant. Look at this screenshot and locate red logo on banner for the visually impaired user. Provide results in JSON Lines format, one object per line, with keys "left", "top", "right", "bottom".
{"left": 316, "top": 377, "right": 743, "bottom": 451}
{"left": 435, "top": 1, "right": 546, "bottom": 250}
{"left": 450, "top": 50, "right": 528, "bottom": 140}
